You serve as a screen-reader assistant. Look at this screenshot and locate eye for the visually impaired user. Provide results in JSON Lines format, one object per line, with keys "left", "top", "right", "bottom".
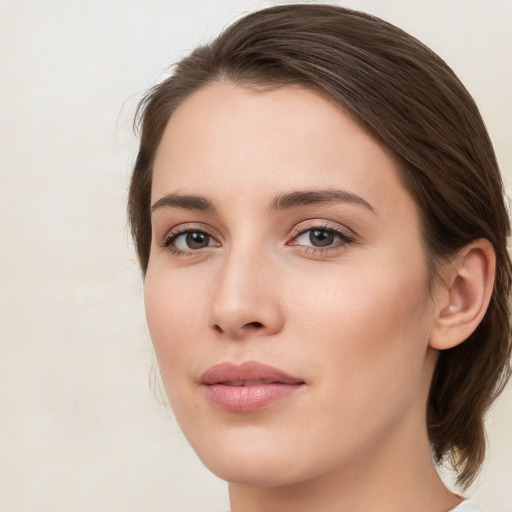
{"left": 290, "top": 224, "right": 354, "bottom": 251}
{"left": 162, "top": 229, "right": 219, "bottom": 253}
{"left": 296, "top": 229, "right": 337, "bottom": 247}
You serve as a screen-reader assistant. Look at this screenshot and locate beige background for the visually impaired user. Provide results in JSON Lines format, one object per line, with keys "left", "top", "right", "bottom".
{"left": 1, "top": 1, "right": 510, "bottom": 511}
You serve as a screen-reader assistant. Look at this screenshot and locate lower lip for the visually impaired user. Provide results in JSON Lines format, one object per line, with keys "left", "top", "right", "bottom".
{"left": 203, "top": 383, "right": 303, "bottom": 412}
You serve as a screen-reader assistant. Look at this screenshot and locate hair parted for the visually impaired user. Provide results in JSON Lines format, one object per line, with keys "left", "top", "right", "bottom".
{"left": 128, "top": 3, "right": 511, "bottom": 488}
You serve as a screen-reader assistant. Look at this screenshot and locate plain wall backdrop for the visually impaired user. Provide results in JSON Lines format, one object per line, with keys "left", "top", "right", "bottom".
{"left": 1, "top": 1, "right": 511, "bottom": 511}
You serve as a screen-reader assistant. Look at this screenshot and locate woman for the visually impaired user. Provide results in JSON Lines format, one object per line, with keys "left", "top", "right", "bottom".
{"left": 128, "top": 4, "right": 511, "bottom": 511}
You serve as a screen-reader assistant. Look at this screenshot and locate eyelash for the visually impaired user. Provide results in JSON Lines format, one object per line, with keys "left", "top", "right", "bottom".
{"left": 160, "top": 225, "right": 217, "bottom": 256}
{"left": 288, "top": 223, "right": 355, "bottom": 254}
{"left": 160, "top": 223, "right": 355, "bottom": 256}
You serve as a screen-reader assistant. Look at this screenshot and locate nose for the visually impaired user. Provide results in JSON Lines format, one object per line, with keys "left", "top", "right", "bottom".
{"left": 209, "top": 249, "right": 284, "bottom": 340}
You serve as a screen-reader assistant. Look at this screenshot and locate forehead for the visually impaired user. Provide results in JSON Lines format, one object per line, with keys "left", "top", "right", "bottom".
{"left": 152, "top": 81, "right": 416, "bottom": 221}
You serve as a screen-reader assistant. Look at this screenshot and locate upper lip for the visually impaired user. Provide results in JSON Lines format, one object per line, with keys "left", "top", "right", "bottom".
{"left": 200, "top": 361, "right": 304, "bottom": 386}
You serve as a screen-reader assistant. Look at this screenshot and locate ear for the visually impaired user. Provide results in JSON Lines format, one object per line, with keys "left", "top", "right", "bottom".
{"left": 429, "top": 239, "right": 496, "bottom": 350}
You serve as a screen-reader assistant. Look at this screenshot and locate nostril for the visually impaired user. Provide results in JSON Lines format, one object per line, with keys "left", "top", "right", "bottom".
{"left": 212, "top": 321, "right": 263, "bottom": 334}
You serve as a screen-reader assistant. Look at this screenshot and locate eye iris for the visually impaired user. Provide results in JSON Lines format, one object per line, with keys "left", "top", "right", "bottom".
{"left": 186, "top": 232, "right": 209, "bottom": 249}
{"left": 310, "top": 229, "right": 334, "bottom": 247}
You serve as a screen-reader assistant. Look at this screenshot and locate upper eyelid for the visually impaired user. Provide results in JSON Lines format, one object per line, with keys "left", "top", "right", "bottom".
{"left": 162, "top": 222, "right": 220, "bottom": 238}
{"left": 289, "top": 219, "right": 355, "bottom": 238}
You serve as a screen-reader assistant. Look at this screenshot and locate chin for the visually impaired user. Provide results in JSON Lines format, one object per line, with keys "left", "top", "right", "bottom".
{"left": 202, "top": 455, "right": 312, "bottom": 487}
{"left": 183, "top": 425, "right": 338, "bottom": 488}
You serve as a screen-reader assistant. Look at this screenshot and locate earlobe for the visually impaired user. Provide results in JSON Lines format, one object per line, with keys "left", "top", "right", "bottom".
{"left": 429, "top": 239, "right": 496, "bottom": 350}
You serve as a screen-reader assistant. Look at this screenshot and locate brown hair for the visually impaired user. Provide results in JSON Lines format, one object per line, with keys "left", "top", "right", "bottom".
{"left": 128, "top": 4, "right": 511, "bottom": 488}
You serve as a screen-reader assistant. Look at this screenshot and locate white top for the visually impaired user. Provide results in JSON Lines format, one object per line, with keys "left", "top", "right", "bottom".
{"left": 451, "top": 499, "right": 486, "bottom": 511}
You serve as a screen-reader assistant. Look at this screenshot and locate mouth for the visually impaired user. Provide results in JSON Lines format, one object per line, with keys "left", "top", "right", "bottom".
{"left": 218, "top": 380, "right": 281, "bottom": 387}
{"left": 200, "top": 361, "right": 305, "bottom": 412}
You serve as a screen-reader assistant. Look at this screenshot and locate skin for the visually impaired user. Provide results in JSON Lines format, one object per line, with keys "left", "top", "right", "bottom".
{"left": 144, "top": 82, "right": 465, "bottom": 512}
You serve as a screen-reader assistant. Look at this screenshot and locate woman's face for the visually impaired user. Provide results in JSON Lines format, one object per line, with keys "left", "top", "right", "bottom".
{"left": 145, "top": 82, "right": 439, "bottom": 486}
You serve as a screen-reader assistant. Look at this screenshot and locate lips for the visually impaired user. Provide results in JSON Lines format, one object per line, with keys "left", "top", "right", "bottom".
{"left": 200, "top": 361, "right": 305, "bottom": 412}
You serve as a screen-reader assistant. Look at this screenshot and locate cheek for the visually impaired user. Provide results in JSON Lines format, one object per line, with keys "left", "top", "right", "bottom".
{"left": 143, "top": 267, "right": 205, "bottom": 387}
{"left": 269, "top": 260, "right": 433, "bottom": 471}
{"left": 282, "top": 254, "right": 432, "bottom": 402}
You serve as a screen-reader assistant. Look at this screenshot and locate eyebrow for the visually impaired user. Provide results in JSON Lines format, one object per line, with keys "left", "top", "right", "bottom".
{"left": 151, "top": 193, "right": 216, "bottom": 213}
{"left": 150, "top": 188, "right": 375, "bottom": 214}
{"left": 269, "top": 189, "right": 376, "bottom": 213}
